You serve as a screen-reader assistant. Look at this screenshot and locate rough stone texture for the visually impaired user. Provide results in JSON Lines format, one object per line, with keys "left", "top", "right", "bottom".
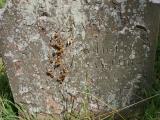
{"left": 0, "top": 0, "right": 160, "bottom": 118}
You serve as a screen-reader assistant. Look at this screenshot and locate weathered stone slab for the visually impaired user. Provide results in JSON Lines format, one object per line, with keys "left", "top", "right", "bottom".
{"left": 0, "top": 0, "right": 159, "bottom": 117}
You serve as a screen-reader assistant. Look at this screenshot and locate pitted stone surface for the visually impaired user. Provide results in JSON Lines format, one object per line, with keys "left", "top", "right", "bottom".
{"left": 0, "top": 0, "right": 159, "bottom": 116}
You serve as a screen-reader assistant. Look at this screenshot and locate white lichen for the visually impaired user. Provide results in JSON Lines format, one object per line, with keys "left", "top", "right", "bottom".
{"left": 29, "top": 106, "right": 41, "bottom": 113}
{"left": 4, "top": 51, "right": 14, "bottom": 59}
{"left": 19, "top": 85, "right": 29, "bottom": 95}
{"left": 149, "top": 0, "right": 160, "bottom": 3}
{"left": 40, "top": 39, "right": 49, "bottom": 61}
{"left": 129, "top": 50, "right": 136, "bottom": 59}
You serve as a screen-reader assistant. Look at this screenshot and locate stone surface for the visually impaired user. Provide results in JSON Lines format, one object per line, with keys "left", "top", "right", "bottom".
{"left": 0, "top": 0, "right": 160, "bottom": 117}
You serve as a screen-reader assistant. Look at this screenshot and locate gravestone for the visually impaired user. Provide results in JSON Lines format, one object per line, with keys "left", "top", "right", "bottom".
{"left": 0, "top": 0, "right": 160, "bottom": 118}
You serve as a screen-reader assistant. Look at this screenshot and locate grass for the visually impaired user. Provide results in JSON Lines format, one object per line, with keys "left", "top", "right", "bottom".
{"left": 141, "top": 36, "right": 160, "bottom": 120}
{"left": 0, "top": 59, "right": 18, "bottom": 120}
{"left": 0, "top": 59, "right": 13, "bottom": 100}
{"left": 0, "top": 0, "right": 6, "bottom": 9}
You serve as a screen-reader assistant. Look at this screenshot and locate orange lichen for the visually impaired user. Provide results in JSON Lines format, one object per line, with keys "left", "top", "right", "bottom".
{"left": 46, "top": 32, "right": 72, "bottom": 83}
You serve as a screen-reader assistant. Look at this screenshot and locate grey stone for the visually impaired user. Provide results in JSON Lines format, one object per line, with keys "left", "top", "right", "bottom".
{"left": 0, "top": 0, "right": 159, "bottom": 118}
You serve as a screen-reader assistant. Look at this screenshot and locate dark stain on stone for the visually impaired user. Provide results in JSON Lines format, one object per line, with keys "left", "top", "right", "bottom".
{"left": 135, "top": 25, "right": 147, "bottom": 32}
